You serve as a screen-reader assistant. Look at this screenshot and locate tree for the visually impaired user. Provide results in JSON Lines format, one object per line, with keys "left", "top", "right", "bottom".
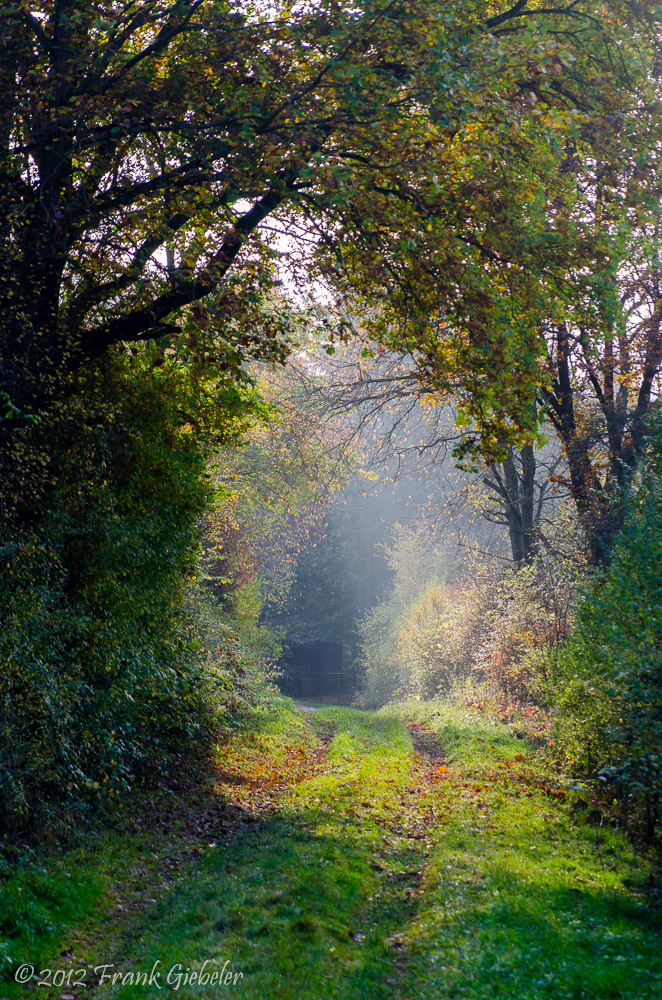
{"left": 500, "top": 84, "right": 662, "bottom": 561}
{"left": 479, "top": 442, "right": 567, "bottom": 565}
{"left": 551, "top": 417, "right": 662, "bottom": 848}
{"left": 2, "top": 2, "right": 653, "bottom": 444}
{"left": 307, "top": 2, "right": 662, "bottom": 560}
{"left": 309, "top": 1, "right": 660, "bottom": 477}
{"left": 307, "top": 345, "right": 566, "bottom": 565}
{"left": 201, "top": 355, "right": 350, "bottom": 610}
{"left": 540, "top": 197, "right": 662, "bottom": 561}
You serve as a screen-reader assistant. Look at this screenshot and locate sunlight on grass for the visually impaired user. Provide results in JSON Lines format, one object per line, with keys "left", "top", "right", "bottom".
{"left": 382, "top": 701, "right": 662, "bottom": 1000}
{"left": 1, "top": 697, "right": 660, "bottom": 1000}
{"left": 96, "top": 706, "right": 422, "bottom": 1000}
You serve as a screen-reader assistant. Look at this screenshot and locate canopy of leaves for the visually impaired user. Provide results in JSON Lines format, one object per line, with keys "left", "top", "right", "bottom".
{"left": 1, "top": 0, "right": 658, "bottom": 457}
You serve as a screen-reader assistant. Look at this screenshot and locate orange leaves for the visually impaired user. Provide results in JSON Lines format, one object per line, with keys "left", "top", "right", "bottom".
{"left": 537, "top": 783, "right": 567, "bottom": 799}
{"left": 428, "top": 763, "right": 451, "bottom": 785}
{"left": 216, "top": 732, "right": 332, "bottom": 813}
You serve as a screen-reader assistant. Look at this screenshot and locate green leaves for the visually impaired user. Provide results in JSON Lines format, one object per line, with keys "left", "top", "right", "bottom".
{"left": 0, "top": 343, "right": 256, "bottom": 836}
{"left": 550, "top": 417, "right": 662, "bottom": 846}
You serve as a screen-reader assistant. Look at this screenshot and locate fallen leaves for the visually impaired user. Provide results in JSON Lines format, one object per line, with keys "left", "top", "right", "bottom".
{"left": 215, "top": 728, "right": 336, "bottom": 814}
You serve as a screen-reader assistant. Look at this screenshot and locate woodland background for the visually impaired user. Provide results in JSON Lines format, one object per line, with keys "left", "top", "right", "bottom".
{"left": 1, "top": 0, "right": 661, "bottom": 867}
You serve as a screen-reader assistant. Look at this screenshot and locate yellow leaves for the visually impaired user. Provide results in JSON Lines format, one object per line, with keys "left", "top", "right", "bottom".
{"left": 419, "top": 391, "right": 445, "bottom": 410}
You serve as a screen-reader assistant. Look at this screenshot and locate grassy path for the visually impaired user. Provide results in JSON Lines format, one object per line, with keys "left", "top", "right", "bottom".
{"left": 2, "top": 701, "right": 661, "bottom": 1000}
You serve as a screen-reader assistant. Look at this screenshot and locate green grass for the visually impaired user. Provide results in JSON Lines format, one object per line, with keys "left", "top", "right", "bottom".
{"left": 1, "top": 697, "right": 660, "bottom": 1000}
{"left": 0, "top": 856, "right": 100, "bottom": 976}
{"left": 0, "top": 698, "right": 313, "bottom": 996}
{"left": 88, "top": 706, "right": 423, "bottom": 1000}
{"left": 382, "top": 702, "right": 662, "bottom": 1000}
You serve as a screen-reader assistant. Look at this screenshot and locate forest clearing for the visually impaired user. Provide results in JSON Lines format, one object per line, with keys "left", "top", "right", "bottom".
{"left": 1, "top": 699, "right": 660, "bottom": 1000}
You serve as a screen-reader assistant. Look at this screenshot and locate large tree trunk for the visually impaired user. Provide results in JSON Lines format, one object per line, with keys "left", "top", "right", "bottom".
{"left": 543, "top": 324, "right": 616, "bottom": 563}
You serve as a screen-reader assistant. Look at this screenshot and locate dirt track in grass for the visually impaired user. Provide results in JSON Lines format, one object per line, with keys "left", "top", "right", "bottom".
{"left": 3, "top": 700, "right": 661, "bottom": 1000}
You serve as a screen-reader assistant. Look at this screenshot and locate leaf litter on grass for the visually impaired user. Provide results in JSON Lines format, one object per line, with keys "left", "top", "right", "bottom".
{"left": 5, "top": 699, "right": 662, "bottom": 1000}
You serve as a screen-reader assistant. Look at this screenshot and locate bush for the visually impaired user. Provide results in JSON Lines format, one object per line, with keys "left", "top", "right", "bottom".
{"left": 356, "top": 518, "right": 583, "bottom": 709}
{"left": 0, "top": 348, "right": 257, "bottom": 837}
{"left": 549, "top": 431, "right": 662, "bottom": 848}
{"left": 356, "top": 524, "right": 450, "bottom": 707}
{"left": 355, "top": 600, "right": 408, "bottom": 708}
{"left": 399, "top": 580, "right": 486, "bottom": 699}
{"left": 476, "top": 556, "right": 580, "bottom": 703}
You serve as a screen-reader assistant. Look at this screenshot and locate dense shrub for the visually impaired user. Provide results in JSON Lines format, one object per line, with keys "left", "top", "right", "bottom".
{"left": 0, "top": 349, "right": 258, "bottom": 836}
{"left": 356, "top": 524, "right": 448, "bottom": 708}
{"left": 550, "top": 449, "right": 662, "bottom": 847}
{"left": 357, "top": 521, "right": 582, "bottom": 709}
{"left": 194, "top": 582, "right": 284, "bottom": 735}
{"left": 399, "top": 580, "right": 486, "bottom": 699}
{"left": 356, "top": 600, "right": 408, "bottom": 708}
{"left": 477, "top": 556, "right": 580, "bottom": 703}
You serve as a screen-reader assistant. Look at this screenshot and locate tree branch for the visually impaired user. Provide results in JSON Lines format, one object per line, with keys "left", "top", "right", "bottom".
{"left": 485, "top": 1, "right": 530, "bottom": 30}
{"left": 66, "top": 212, "right": 189, "bottom": 329}
{"left": 79, "top": 183, "right": 291, "bottom": 359}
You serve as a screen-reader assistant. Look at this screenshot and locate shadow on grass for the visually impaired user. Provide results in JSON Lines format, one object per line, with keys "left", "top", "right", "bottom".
{"left": 100, "top": 806, "right": 422, "bottom": 1000}
{"left": 402, "top": 857, "right": 662, "bottom": 1000}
